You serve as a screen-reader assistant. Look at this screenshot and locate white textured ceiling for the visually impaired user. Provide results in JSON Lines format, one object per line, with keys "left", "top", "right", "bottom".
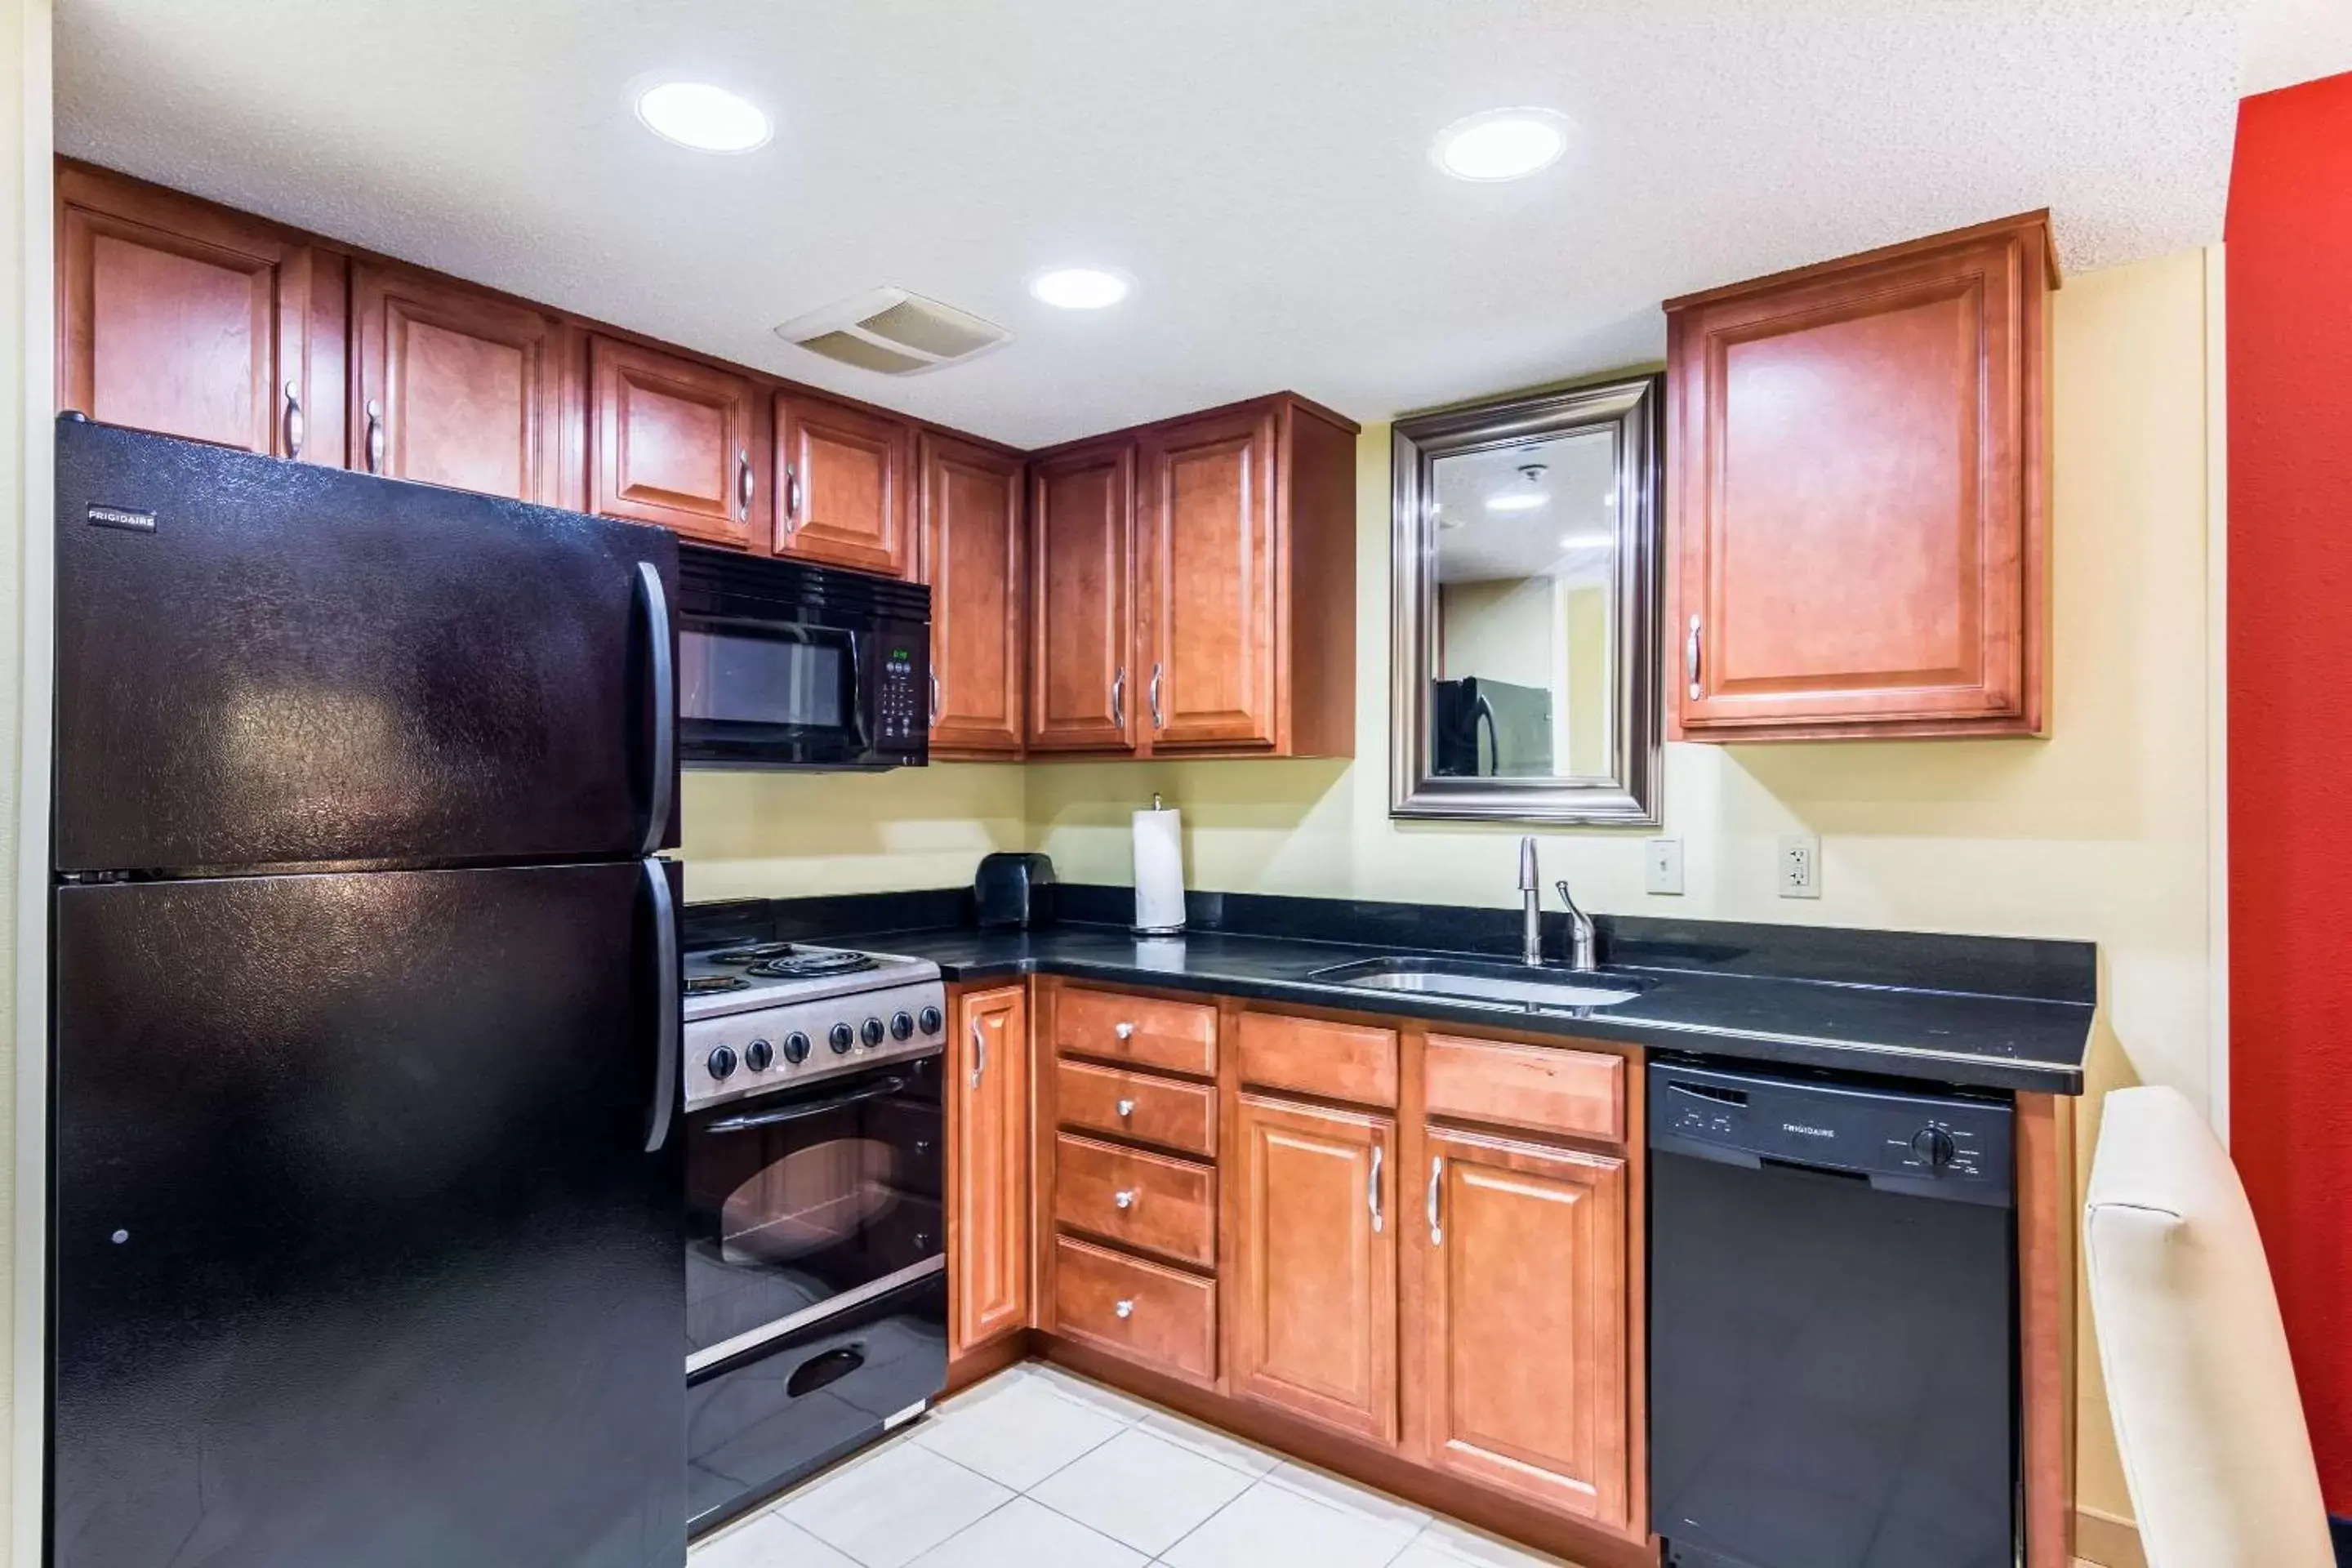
{"left": 2243, "top": 0, "right": 2352, "bottom": 93}
{"left": 56, "top": 1, "right": 2250, "bottom": 448}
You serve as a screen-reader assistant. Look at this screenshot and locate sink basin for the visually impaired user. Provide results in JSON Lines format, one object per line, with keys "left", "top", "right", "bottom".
{"left": 1307, "top": 956, "right": 1644, "bottom": 1012}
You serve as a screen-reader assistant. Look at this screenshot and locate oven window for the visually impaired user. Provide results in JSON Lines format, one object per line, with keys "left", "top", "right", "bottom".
{"left": 680, "top": 627, "right": 849, "bottom": 730}
{"left": 685, "top": 1057, "right": 942, "bottom": 1360}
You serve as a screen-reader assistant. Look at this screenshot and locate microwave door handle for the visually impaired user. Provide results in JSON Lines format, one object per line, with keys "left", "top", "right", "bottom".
{"left": 702, "top": 1076, "right": 909, "bottom": 1132}
{"left": 634, "top": 562, "right": 675, "bottom": 857}
{"left": 641, "top": 858, "right": 680, "bottom": 1154}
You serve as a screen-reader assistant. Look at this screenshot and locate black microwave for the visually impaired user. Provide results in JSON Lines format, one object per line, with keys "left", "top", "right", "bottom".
{"left": 675, "top": 543, "right": 929, "bottom": 771}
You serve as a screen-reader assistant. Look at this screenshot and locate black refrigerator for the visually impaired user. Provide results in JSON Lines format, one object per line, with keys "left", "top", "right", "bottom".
{"left": 48, "top": 418, "right": 687, "bottom": 1568}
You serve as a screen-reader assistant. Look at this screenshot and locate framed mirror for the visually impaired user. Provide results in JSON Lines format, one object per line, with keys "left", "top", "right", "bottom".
{"left": 1390, "top": 373, "right": 1664, "bottom": 824}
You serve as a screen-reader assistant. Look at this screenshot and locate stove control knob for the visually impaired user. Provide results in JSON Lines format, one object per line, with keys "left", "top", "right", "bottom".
{"left": 706, "top": 1045, "right": 738, "bottom": 1081}
{"left": 861, "top": 1017, "right": 886, "bottom": 1049}
{"left": 745, "top": 1038, "right": 774, "bottom": 1072}
{"left": 828, "top": 1022, "right": 856, "bottom": 1055}
{"left": 1910, "top": 1126, "right": 1957, "bottom": 1170}
{"left": 919, "top": 1005, "right": 943, "bottom": 1036}
{"left": 890, "top": 1011, "right": 915, "bottom": 1041}
{"left": 782, "top": 1031, "right": 812, "bottom": 1065}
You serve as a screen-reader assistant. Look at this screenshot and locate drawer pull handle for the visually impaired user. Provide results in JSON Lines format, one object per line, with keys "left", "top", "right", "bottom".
{"left": 1368, "top": 1144, "right": 1384, "bottom": 1234}
{"left": 1428, "top": 1156, "right": 1444, "bottom": 1245}
{"left": 1113, "top": 1188, "right": 1138, "bottom": 1209}
{"left": 1114, "top": 1022, "right": 1136, "bottom": 1040}
{"left": 1116, "top": 1098, "right": 1136, "bottom": 1117}
{"left": 1114, "top": 1298, "right": 1135, "bottom": 1319}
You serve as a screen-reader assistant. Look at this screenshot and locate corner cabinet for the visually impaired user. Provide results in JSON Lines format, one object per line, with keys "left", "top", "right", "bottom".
{"left": 949, "top": 984, "right": 1031, "bottom": 1357}
{"left": 1667, "top": 211, "right": 2054, "bottom": 741}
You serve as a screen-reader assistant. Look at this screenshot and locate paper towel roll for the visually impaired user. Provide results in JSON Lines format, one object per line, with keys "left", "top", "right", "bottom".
{"left": 1132, "top": 799, "right": 1187, "bottom": 934}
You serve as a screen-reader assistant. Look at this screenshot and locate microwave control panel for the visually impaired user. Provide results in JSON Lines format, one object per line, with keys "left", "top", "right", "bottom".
{"left": 875, "top": 635, "right": 927, "bottom": 754}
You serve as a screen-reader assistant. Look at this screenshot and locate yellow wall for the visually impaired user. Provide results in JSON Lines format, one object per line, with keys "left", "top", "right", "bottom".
{"left": 679, "top": 246, "right": 2224, "bottom": 1527}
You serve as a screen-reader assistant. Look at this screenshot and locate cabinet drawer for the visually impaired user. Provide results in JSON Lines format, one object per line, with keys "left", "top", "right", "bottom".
{"left": 1055, "top": 987, "right": 1218, "bottom": 1078}
{"left": 1054, "top": 1134, "right": 1217, "bottom": 1267}
{"left": 1057, "top": 1058, "right": 1218, "bottom": 1158}
{"left": 1236, "top": 1012, "right": 1399, "bottom": 1108}
{"left": 1053, "top": 1236, "right": 1217, "bottom": 1385}
{"left": 1423, "top": 1035, "right": 1626, "bottom": 1144}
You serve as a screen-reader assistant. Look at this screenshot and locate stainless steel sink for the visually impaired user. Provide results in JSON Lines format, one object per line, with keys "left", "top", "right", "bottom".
{"left": 1306, "top": 956, "right": 1644, "bottom": 1012}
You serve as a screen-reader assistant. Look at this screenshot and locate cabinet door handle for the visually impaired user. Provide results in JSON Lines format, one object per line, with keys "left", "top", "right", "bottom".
{"left": 1114, "top": 1298, "right": 1135, "bottom": 1319}
{"left": 1685, "top": 613, "right": 1704, "bottom": 702}
{"left": 1111, "top": 666, "right": 1126, "bottom": 731}
{"left": 737, "top": 450, "right": 755, "bottom": 522}
{"left": 1116, "top": 1098, "right": 1136, "bottom": 1118}
{"left": 364, "top": 399, "right": 385, "bottom": 474}
{"left": 929, "top": 670, "right": 942, "bottom": 724}
{"left": 1427, "top": 1156, "right": 1444, "bottom": 1245}
{"left": 969, "top": 1019, "right": 987, "bottom": 1089}
{"left": 1368, "top": 1143, "right": 1385, "bottom": 1234}
{"left": 281, "top": 380, "right": 305, "bottom": 459}
{"left": 1113, "top": 1021, "right": 1136, "bottom": 1040}
{"left": 1148, "top": 662, "right": 1165, "bottom": 731}
{"left": 788, "top": 464, "right": 804, "bottom": 523}
{"left": 1113, "top": 1188, "right": 1138, "bottom": 1210}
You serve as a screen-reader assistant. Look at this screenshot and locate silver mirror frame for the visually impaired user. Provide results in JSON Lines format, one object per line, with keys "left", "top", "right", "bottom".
{"left": 1389, "top": 373, "right": 1664, "bottom": 825}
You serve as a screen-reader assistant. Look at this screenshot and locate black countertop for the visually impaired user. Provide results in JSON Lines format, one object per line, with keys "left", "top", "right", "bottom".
{"left": 687, "top": 886, "right": 2095, "bottom": 1095}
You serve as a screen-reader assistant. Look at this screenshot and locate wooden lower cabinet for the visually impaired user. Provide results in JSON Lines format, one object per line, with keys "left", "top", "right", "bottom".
{"left": 949, "top": 985, "right": 1031, "bottom": 1356}
{"left": 1227, "top": 1093, "right": 1399, "bottom": 1445}
{"left": 1422, "top": 1127, "right": 1633, "bottom": 1529}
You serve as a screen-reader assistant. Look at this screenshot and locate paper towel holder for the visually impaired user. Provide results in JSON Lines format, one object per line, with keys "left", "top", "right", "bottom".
{"left": 1131, "top": 792, "right": 1187, "bottom": 938}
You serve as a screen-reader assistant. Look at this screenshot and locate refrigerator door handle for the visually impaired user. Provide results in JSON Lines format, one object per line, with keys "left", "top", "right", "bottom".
{"left": 643, "top": 858, "right": 680, "bottom": 1154}
{"left": 635, "top": 561, "right": 676, "bottom": 857}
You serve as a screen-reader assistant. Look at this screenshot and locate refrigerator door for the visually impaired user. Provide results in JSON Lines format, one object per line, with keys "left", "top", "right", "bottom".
{"left": 55, "top": 417, "right": 679, "bottom": 875}
{"left": 51, "top": 860, "right": 686, "bottom": 1568}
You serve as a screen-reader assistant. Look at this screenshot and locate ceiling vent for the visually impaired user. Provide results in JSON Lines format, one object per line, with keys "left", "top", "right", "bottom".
{"left": 774, "top": 287, "right": 1012, "bottom": 376}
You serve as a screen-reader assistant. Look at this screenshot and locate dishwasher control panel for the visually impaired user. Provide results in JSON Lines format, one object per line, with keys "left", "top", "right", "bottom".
{"left": 1649, "top": 1061, "right": 2015, "bottom": 1206}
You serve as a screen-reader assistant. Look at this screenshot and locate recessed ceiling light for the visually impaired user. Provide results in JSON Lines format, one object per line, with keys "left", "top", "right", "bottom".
{"left": 1030, "top": 267, "right": 1130, "bottom": 310}
{"left": 1559, "top": 532, "right": 1613, "bottom": 550}
{"left": 1486, "top": 492, "right": 1547, "bottom": 513}
{"left": 1432, "top": 108, "right": 1571, "bottom": 182}
{"left": 635, "top": 82, "right": 771, "bottom": 154}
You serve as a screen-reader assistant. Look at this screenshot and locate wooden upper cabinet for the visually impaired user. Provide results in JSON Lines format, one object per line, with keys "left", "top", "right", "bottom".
{"left": 1138, "top": 405, "right": 1281, "bottom": 751}
{"left": 920, "top": 434, "right": 1025, "bottom": 758}
{"left": 951, "top": 985, "right": 1031, "bottom": 1356}
{"left": 352, "top": 263, "right": 572, "bottom": 506}
{"left": 1028, "top": 439, "right": 1138, "bottom": 754}
{"left": 776, "top": 391, "right": 915, "bottom": 576}
{"left": 57, "top": 163, "right": 344, "bottom": 466}
{"left": 1227, "top": 1094, "right": 1398, "bottom": 1445}
{"left": 1422, "top": 1128, "right": 1631, "bottom": 1530}
{"left": 1667, "top": 211, "right": 2053, "bottom": 741}
{"left": 587, "top": 334, "right": 760, "bottom": 548}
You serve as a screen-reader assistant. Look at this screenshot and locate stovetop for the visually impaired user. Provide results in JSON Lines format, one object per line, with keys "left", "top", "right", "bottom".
{"left": 682, "top": 940, "right": 947, "bottom": 1111}
{"left": 684, "top": 942, "right": 939, "bottom": 1021}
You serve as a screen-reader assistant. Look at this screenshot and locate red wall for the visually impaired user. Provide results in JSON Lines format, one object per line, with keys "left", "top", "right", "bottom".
{"left": 2228, "top": 69, "right": 2352, "bottom": 1512}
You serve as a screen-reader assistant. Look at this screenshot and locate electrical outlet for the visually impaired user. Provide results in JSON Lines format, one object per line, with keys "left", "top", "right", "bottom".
{"left": 1777, "top": 834, "right": 1821, "bottom": 898}
{"left": 1645, "top": 838, "right": 1685, "bottom": 895}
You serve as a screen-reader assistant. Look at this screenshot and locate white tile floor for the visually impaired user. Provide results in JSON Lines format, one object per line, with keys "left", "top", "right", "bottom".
{"left": 692, "top": 1362, "right": 1581, "bottom": 1568}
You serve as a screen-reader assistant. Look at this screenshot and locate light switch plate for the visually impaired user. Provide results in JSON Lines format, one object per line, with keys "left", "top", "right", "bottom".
{"left": 1777, "top": 834, "right": 1822, "bottom": 898}
{"left": 1646, "top": 837, "right": 1685, "bottom": 895}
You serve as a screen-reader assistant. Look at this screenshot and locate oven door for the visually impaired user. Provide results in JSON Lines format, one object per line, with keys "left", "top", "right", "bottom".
{"left": 684, "top": 1051, "right": 944, "bottom": 1374}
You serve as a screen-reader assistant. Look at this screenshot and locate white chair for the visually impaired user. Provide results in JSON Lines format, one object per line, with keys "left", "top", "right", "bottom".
{"left": 2083, "top": 1085, "right": 2335, "bottom": 1567}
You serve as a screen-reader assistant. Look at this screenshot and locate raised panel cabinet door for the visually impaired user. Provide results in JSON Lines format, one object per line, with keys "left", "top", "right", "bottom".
{"left": 352, "top": 264, "right": 568, "bottom": 504}
{"left": 1669, "top": 214, "right": 2050, "bottom": 739}
{"left": 587, "top": 334, "right": 758, "bottom": 547}
{"left": 1422, "top": 1129, "right": 1630, "bottom": 1528}
{"left": 950, "top": 985, "right": 1031, "bottom": 1355}
{"left": 777, "top": 391, "right": 915, "bottom": 575}
{"left": 57, "top": 167, "right": 319, "bottom": 461}
{"left": 920, "top": 434, "right": 1025, "bottom": 755}
{"left": 1138, "top": 407, "right": 1281, "bottom": 750}
{"left": 1027, "top": 440, "right": 1138, "bottom": 753}
{"left": 1227, "top": 1094, "right": 1398, "bottom": 1444}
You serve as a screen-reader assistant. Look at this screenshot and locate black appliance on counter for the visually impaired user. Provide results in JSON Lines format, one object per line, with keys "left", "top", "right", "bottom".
{"left": 1648, "top": 1060, "right": 2016, "bottom": 1568}
{"left": 676, "top": 541, "right": 929, "bottom": 772}
{"left": 50, "top": 418, "right": 686, "bottom": 1567}
{"left": 973, "top": 851, "right": 1055, "bottom": 929}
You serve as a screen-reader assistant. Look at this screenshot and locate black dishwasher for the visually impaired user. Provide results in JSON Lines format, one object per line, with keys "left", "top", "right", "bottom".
{"left": 1649, "top": 1061, "right": 2016, "bottom": 1568}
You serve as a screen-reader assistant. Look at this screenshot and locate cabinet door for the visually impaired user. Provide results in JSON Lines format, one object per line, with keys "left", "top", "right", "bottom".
{"left": 587, "top": 335, "right": 759, "bottom": 547}
{"left": 777, "top": 392, "right": 915, "bottom": 576}
{"left": 1138, "top": 406, "right": 1281, "bottom": 750}
{"left": 1669, "top": 216, "right": 2048, "bottom": 739}
{"left": 1028, "top": 440, "right": 1138, "bottom": 753}
{"left": 1227, "top": 1094, "right": 1397, "bottom": 1443}
{"left": 951, "top": 985, "right": 1031, "bottom": 1356}
{"left": 1423, "top": 1129, "right": 1629, "bottom": 1527}
{"left": 920, "top": 434, "right": 1025, "bottom": 756}
{"left": 354, "top": 264, "right": 569, "bottom": 504}
{"left": 58, "top": 166, "right": 332, "bottom": 464}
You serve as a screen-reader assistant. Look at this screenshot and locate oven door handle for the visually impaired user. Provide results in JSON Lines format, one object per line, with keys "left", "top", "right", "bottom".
{"left": 702, "top": 1076, "right": 907, "bottom": 1133}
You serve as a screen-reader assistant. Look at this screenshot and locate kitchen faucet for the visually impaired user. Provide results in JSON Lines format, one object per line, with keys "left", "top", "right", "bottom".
{"left": 1517, "top": 836, "right": 1600, "bottom": 972}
